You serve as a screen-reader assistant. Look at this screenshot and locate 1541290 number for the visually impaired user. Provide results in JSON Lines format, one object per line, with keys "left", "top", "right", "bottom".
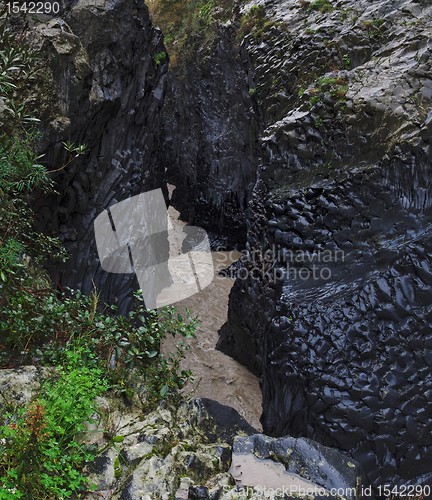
{"left": 6, "top": 2, "right": 60, "bottom": 14}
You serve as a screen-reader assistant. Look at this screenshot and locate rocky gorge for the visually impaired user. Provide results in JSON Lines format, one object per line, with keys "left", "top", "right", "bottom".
{"left": 2, "top": 0, "right": 432, "bottom": 496}
{"left": 156, "top": 0, "right": 432, "bottom": 490}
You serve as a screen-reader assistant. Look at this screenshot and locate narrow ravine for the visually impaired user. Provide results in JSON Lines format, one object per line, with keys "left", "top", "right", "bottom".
{"left": 161, "top": 188, "right": 262, "bottom": 430}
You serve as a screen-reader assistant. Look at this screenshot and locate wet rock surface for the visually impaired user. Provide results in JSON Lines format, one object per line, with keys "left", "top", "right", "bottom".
{"left": 31, "top": 0, "right": 168, "bottom": 311}
{"left": 218, "top": 0, "right": 432, "bottom": 488}
{"left": 159, "top": 25, "right": 260, "bottom": 246}
{"left": 84, "top": 402, "right": 364, "bottom": 500}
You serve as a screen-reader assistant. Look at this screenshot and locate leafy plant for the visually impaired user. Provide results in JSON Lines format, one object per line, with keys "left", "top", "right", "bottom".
{"left": 361, "top": 18, "right": 386, "bottom": 39}
{"left": 0, "top": 239, "right": 24, "bottom": 282}
{"left": 0, "top": 133, "right": 50, "bottom": 194}
{"left": 0, "top": 20, "right": 42, "bottom": 134}
{"left": 308, "top": 0, "right": 333, "bottom": 13}
{"left": 153, "top": 51, "right": 167, "bottom": 67}
{"left": 0, "top": 18, "right": 63, "bottom": 289}
{"left": 0, "top": 197, "right": 66, "bottom": 287}
{"left": 198, "top": 0, "right": 215, "bottom": 23}
{"left": 0, "top": 348, "right": 108, "bottom": 498}
{"left": 0, "top": 287, "right": 198, "bottom": 406}
{"left": 342, "top": 54, "right": 351, "bottom": 69}
{"left": 302, "top": 75, "right": 349, "bottom": 109}
{"left": 46, "top": 140, "right": 88, "bottom": 175}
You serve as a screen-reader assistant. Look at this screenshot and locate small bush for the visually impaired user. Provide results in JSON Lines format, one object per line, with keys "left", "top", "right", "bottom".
{"left": 308, "top": 0, "right": 333, "bottom": 13}
{"left": 342, "top": 54, "right": 351, "bottom": 69}
{"left": 153, "top": 51, "right": 167, "bottom": 67}
{"left": 0, "top": 18, "right": 66, "bottom": 288}
{"left": 0, "top": 134, "right": 50, "bottom": 194}
{"left": 0, "top": 348, "right": 108, "bottom": 498}
{"left": 0, "top": 288, "right": 197, "bottom": 404}
{"left": 361, "top": 18, "right": 386, "bottom": 39}
{"left": 301, "top": 75, "right": 349, "bottom": 109}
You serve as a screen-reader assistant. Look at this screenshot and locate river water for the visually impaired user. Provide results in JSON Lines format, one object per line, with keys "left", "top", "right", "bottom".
{"left": 161, "top": 197, "right": 262, "bottom": 430}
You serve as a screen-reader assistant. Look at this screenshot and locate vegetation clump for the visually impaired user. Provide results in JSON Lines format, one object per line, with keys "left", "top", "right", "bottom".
{"left": 153, "top": 50, "right": 167, "bottom": 66}
{"left": 149, "top": 0, "right": 233, "bottom": 64}
{"left": 0, "top": 349, "right": 108, "bottom": 498}
{"left": 361, "top": 17, "right": 386, "bottom": 40}
{"left": 301, "top": 74, "right": 349, "bottom": 108}
{"left": 300, "top": 0, "right": 334, "bottom": 13}
{"left": 239, "top": 4, "right": 286, "bottom": 41}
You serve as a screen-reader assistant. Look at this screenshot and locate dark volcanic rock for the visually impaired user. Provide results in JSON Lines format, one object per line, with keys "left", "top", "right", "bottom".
{"left": 159, "top": 24, "right": 260, "bottom": 246}
{"left": 33, "top": 0, "right": 168, "bottom": 311}
{"left": 219, "top": 0, "right": 432, "bottom": 489}
{"left": 195, "top": 397, "right": 259, "bottom": 444}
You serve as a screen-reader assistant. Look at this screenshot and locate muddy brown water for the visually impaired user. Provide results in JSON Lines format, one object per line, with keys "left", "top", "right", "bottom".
{"left": 161, "top": 201, "right": 263, "bottom": 431}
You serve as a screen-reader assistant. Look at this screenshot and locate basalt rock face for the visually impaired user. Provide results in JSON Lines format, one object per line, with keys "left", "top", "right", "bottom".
{"left": 160, "top": 26, "right": 260, "bottom": 246}
{"left": 33, "top": 0, "right": 168, "bottom": 310}
{"left": 219, "top": 0, "right": 432, "bottom": 488}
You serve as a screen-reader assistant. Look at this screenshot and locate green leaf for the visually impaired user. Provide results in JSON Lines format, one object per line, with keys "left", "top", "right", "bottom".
{"left": 159, "top": 385, "right": 169, "bottom": 397}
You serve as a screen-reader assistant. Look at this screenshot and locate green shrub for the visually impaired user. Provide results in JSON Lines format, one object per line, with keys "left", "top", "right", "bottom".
{"left": 361, "top": 18, "right": 386, "bottom": 39}
{"left": 153, "top": 51, "right": 167, "bottom": 67}
{"left": 0, "top": 18, "right": 43, "bottom": 134}
{"left": 0, "top": 348, "right": 108, "bottom": 498}
{"left": 0, "top": 134, "right": 50, "bottom": 194}
{"left": 0, "top": 287, "right": 197, "bottom": 405}
{"left": 308, "top": 0, "right": 333, "bottom": 13}
{"left": 342, "top": 54, "right": 351, "bottom": 69}
{"left": 301, "top": 75, "right": 349, "bottom": 109}
{"left": 198, "top": 0, "right": 215, "bottom": 23}
{"left": 0, "top": 18, "right": 66, "bottom": 288}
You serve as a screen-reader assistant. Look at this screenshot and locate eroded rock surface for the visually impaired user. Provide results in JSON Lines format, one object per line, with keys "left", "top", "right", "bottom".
{"left": 159, "top": 24, "right": 260, "bottom": 246}
{"left": 230, "top": 434, "right": 364, "bottom": 500}
{"left": 218, "top": 0, "right": 432, "bottom": 488}
{"left": 31, "top": 0, "right": 168, "bottom": 311}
